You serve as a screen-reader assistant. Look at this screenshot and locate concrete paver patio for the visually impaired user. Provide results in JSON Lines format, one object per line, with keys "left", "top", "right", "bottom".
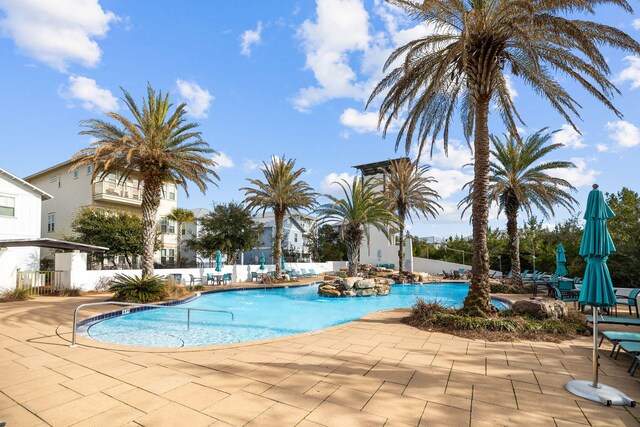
{"left": 0, "top": 291, "right": 639, "bottom": 426}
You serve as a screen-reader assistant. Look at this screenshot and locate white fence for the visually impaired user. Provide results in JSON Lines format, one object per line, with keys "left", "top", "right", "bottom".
{"left": 73, "top": 261, "right": 348, "bottom": 291}
{"left": 412, "top": 257, "right": 501, "bottom": 277}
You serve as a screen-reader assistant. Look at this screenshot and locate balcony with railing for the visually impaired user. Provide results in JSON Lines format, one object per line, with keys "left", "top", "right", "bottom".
{"left": 93, "top": 181, "right": 142, "bottom": 206}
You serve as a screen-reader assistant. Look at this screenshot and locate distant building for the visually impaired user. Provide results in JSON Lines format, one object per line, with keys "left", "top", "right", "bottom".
{"left": 24, "top": 159, "right": 178, "bottom": 265}
{"left": 243, "top": 212, "right": 316, "bottom": 265}
{"left": 0, "top": 168, "right": 52, "bottom": 288}
{"left": 181, "top": 207, "right": 210, "bottom": 265}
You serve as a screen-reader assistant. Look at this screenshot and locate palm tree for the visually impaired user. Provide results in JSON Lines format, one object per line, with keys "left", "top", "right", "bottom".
{"left": 73, "top": 85, "right": 218, "bottom": 277}
{"left": 241, "top": 157, "right": 317, "bottom": 278}
{"left": 167, "top": 208, "right": 195, "bottom": 267}
{"left": 380, "top": 159, "right": 441, "bottom": 274}
{"left": 461, "top": 129, "right": 578, "bottom": 284}
{"left": 317, "top": 177, "right": 397, "bottom": 276}
{"left": 368, "top": 0, "right": 640, "bottom": 316}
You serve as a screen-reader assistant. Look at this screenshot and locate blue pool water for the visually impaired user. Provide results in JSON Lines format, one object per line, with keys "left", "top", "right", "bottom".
{"left": 88, "top": 283, "right": 507, "bottom": 347}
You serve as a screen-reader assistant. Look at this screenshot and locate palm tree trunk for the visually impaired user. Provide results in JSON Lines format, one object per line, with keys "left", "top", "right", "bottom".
{"left": 346, "top": 226, "right": 361, "bottom": 276}
{"left": 175, "top": 221, "right": 182, "bottom": 267}
{"left": 505, "top": 202, "right": 522, "bottom": 285}
{"left": 141, "top": 179, "right": 162, "bottom": 277}
{"left": 398, "top": 220, "right": 405, "bottom": 274}
{"left": 274, "top": 209, "right": 284, "bottom": 278}
{"left": 463, "top": 98, "right": 492, "bottom": 316}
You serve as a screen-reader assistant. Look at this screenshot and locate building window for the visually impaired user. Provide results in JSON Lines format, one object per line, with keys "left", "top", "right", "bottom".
{"left": 161, "top": 249, "right": 167, "bottom": 265}
{"left": 47, "top": 213, "right": 55, "bottom": 232}
{"left": 160, "top": 218, "right": 168, "bottom": 233}
{"left": 160, "top": 218, "right": 176, "bottom": 234}
{"left": 86, "top": 165, "right": 92, "bottom": 175}
{"left": 294, "top": 233, "right": 298, "bottom": 243}
{"left": 169, "top": 220, "right": 175, "bottom": 234}
{"left": 168, "top": 249, "right": 175, "bottom": 265}
{"left": 169, "top": 190, "right": 175, "bottom": 200}
{"left": 0, "top": 195, "right": 15, "bottom": 216}
{"left": 73, "top": 170, "right": 79, "bottom": 179}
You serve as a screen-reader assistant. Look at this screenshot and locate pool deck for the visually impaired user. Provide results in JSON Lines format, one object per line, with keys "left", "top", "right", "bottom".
{"left": 1, "top": 288, "right": 639, "bottom": 426}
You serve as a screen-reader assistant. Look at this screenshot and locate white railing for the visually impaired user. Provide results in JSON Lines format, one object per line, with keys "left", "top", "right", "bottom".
{"left": 16, "top": 270, "right": 69, "bottom": 295}
{"left": 93, "top": 181, "right": 141, "bottom": 201}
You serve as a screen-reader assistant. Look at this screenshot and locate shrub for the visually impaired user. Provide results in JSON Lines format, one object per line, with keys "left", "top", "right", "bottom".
{"left": 57, "top": 287, "right": 82, "bottom": 297}
{"left": 187, "top": 284, "right": 205, "bottom": 292}
{"left": 0, "top": 287, "right": 31, "bottom": 302}
{"left": 109, "top": 274, "right": 167, "bottom": 303}
{"left": 164, "top": 282, "right": 186, "bottom": 300}
{"left": 94, "top": 276, "right": 112, "bottom": 292}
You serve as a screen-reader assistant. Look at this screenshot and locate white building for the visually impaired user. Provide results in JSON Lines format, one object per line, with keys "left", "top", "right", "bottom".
{"left": 0, "top": 168, "right": 52, "bottom": 290}
{"left": 243, "top": 212, "right": 316, "bottom": 265}
{"left": 24, "top": 160, "right": 179, "bottom": 266}
{"left": 181, "top": 207, "right": 210, "bottom": 265}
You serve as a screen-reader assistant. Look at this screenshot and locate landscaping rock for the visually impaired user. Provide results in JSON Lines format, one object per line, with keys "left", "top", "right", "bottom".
{"left": 375, "top": 284, "right": 391, "bottom": 295}
{"left": 376, "top": 278, "right": 394, "bottom": 286}
{"left": 324, "top": 275, "right": 339, "bottom": 282}
{"left": 342, "top": 277, "right": 360, "bottom": 289}
{"left": 512, "top": 298, "right": 568, "bottom": 320}
{"left": 355, "top": 288, "right": 378, "bottom": 297}
{"left": 317, "top": 285, "right": 341, "bottom": 297}
{"left": 342, "top": 290, "right": 356, "bottom": 297}
{"left": 354, "top": 279, "right": 376, "bottom": 289}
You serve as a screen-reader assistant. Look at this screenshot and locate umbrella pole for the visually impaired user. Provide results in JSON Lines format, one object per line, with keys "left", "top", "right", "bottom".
{"left": 592, "top": 306, "right": 599, "bottom": 388}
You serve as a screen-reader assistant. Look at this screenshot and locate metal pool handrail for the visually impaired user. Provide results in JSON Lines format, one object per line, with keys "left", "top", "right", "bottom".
{"left": 71, "top": 301, "right": 234, "bottom": 347}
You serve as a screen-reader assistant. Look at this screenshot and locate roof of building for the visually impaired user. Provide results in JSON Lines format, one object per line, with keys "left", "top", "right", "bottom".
{"left": 0, "top": 238, "right": 107, "bottom": 252}
{"left": 0, "top": 168, "right": 52, "bottom": 200}
{"left": 23, "top": 159, "right": 75, "bottom": 181}
{"left": 189, "top": 208, "right": 210, "bottom": 219}
{"left": 352, "top": 157, "right": 411, "bottom": 176}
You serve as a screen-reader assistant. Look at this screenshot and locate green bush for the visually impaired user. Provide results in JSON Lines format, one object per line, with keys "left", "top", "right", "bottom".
{"left": 57, "top": 287, "right": 82, "bottom": 297}
{"left": 187, "top": 284, "right": 205, "bottom": 292}
{"left": 109, "top": 274, "right": 167, "bottom": 303}
{"left": 0, "top": 287, "right": 32, "bottom": 302}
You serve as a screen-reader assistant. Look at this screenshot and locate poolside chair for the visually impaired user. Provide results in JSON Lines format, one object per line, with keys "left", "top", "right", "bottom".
{"left": 221, "top": 273, "right": 232, "bottom": 284}
{"left": 599, "top": 331, "right": 640, "bottom": 357}
{"left": 206, "top": 273, "right": 216, "bottom": 285}
{"left": 551, "top": 281, "right": 579, "bottom": 307}
{"left": 586, "top": 316, "right": 640, "bottom": 327}
{"left": 442, "top": 270, "right": 452, "bottom": 279}
{"left": 300, "top": 268, "right": 312, "bottom": 277}
{"left": 308, "top": 268, "right": 319, "bottom": 276}
{"left": 615, "top": 288, "right": 640, "bottom": 318}
{"left": 251, "top": 271, "right": 259, "bottom": 282}
{"left": 612, "top": 341, "right": 640, "bottom": 374}
{"left": 189, "top": 274, "right": 202, "bottom": 285}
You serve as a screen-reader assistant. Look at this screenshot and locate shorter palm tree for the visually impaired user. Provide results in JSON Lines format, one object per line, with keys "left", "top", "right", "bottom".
{"left": 461, "top": 128, "right": 577, "bottom": 284}
{"left": 241, "top": 157, "right": 317, "bottom": 278}
{"left": 167, "top": 208, "right": 195, "bottom": 267}
{"left": 317, "top": 177, "right": 397, "bottom": 277}
{"left": 380, "top": 159, "right": 441, "bottom": 273}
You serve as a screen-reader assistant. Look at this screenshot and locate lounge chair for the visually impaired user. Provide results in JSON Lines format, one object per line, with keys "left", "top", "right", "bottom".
{"left": 600, "top": 331, "right": 640, "bottom": 357}
{"left": 615, "top": 288, "right": 640, "bottom": 318}
{"left": 442, "top": 270, "right": 452, "bottom": 279}
{"left": 308, "top": 268, "right": 319, "bottom": 276}
{"left": 551, "top": 281, "right": 579, "bottom": 307}
{"left": 586, "top": 316, "right": 640, "bottom": 327}
{"left": 613, "top": 341, "right": 640, "bottom": 374}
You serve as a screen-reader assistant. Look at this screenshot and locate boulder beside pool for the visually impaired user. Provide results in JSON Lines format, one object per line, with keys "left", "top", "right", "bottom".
{"left": 512, "top": 297, "right": 568, "bottom": 320}
{"left": 318, "top": 277, "right": 392, "bottom": 297}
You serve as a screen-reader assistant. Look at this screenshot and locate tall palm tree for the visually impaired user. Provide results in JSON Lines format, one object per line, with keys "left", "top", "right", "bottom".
{"left": 461, "top": 129, "right": 578, "bottom": 284}
{"left": 317, "top": 177, "right": 397, "bottom": 276}
{"left": 73, "top": 85, "right": 218, "bottom": 277}
{"left": 368, "top": 0, "right": 640, "bottom": 316}
{"left": 241, "top": 157, "right": 317, "bottom": 278}
{"left": 380, "top": 159, "right": 441, "bottom": 273}
{"left": 167, "top": 207, "right": 195, "bottom": 267}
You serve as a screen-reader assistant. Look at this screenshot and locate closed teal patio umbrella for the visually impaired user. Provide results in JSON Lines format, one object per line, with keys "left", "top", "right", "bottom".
{"left": 215, "top": 250, "right": 223, "bottom": 272}
{"left": 259, "top": 252, "right": 265, "bottom": 271}
{"left": 555, "top": 243, "right": 568, "bottom": 277}
{"left": 565, "top": 185, "right": 634, "bottom": 406}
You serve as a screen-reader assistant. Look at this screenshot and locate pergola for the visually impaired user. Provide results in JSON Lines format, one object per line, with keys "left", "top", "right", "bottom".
{"left": 0, "top": 238, "right": 108, "bottom": 253}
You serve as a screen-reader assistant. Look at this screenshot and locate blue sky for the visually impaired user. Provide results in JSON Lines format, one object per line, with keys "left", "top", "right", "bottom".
{"left": 1, "top": 0, "right": 639, "bottom": 238}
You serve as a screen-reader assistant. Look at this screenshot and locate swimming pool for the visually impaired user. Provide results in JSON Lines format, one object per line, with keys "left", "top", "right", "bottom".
{"left": 87, "top": 283, "right": 508, "bottom": 347}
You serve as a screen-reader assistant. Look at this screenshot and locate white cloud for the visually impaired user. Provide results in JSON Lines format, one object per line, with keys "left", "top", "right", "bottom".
{"left": 176, "top": 79, "right": 213, "bottom": 119}
{"left": 240, "top": 21, "right": 262, "bottom": 56}
{"left": 0, "top": 0, "right": 117, "bottom": 72}
{"left": 596, "top": 143, "right": 609, "bottom": 152}
{"left": 412, "top": 140, "right": 473, "bottom": 170}
{"left": 548, "top": 157, "right": 598, "bottom": 187}
{"left": 339, "top": 108, "right": 380, "bottom": 133}
{"left": 212, "top": 152, "right": 234, "bottom": 169}
{"left": 242, "top": 159, "right": 259, "bottom": 171}
{"left": 427, "top": 168, "right": 472, "bottom": 199}
{"left": 552, "top": 124, "right": 586, "bottom": 149}
{"left": 606, "top": 120, "right": 640, "bottom": 148}
{"left": 320, "top": 172, "right": 357, "bottom": 196}
{"left": 616, "top": 56, "right": 640, "bottom": 89}
{"left": 504, "top": 74, "right": 518, "bottom": 98}
{"left": 633, "top": 19, "right": 640, "bottom": 30}
{"left": 61, "top": 75, "right": 118, "bottom": 112}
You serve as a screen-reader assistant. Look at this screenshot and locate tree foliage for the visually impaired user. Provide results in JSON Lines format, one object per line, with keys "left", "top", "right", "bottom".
{"left": 606, "top": 188, "right": 640, "bottom": 287}
{"left": 72, "top": 208, "right": 147, "bottom": 268}
{"left": 305, "top": 224, "right": 347, "bottom": 262}
{"left": 188, "top": 202, "right": 264, "bottom": 264}
{"left": 167, "top": 208, "right": 195, "bottom": 266}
